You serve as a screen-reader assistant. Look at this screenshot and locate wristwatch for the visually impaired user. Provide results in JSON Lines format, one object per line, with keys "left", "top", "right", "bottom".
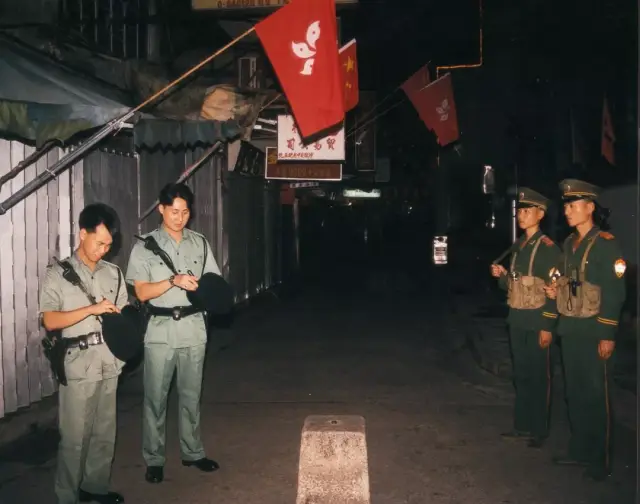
{"left": 168, "top": 275, "right": 176, "bottom": 287}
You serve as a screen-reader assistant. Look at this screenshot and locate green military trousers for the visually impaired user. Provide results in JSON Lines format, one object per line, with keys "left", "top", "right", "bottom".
{"left": 509, "top": 328, "right": 552, "bottom": 438}
{"left": 142, "top": 343, "right": 207, "bottom": 467}
{"left": 56, "top": 377, "right": 118, "bottom": 504}
{"left": 560, "top": 332, "right": 613, "bottom": 472}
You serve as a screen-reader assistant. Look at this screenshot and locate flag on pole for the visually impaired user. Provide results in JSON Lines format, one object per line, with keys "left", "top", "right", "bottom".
{"left": 402, "top": 71, "right": 459, "bottom": 147}
{"left": 339, "top": 39, "right": 359, "bottom": 111}
{"left": 601, "top": 95, "right": 615, "bottom": 166}
{"left": 255, "top": 0, "right": 344, "bottom": 139}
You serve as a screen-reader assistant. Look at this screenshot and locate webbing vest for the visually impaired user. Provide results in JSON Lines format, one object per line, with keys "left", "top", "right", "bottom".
{"left": 507, "top": 236, "right": 547, "bottom": 310}
{"left": 556, "top": 234, "right": 601, "bottom": 317}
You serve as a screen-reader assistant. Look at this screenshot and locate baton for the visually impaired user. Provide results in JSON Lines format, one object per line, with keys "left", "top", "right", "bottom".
{"left": 491, "top": 244, "right": 516, "bottom": 265}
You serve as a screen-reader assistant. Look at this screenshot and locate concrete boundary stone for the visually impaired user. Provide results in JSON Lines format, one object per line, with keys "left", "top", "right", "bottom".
{"left": 296, "top": 415, "right": 370, "bottom": 504}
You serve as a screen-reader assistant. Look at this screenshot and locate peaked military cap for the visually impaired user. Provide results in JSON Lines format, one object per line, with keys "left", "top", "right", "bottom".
{"left": 559, "top": 179, "right": 600, "bottom": 201}
{"left": 517, "top": 187, "right": 550, "bottom": 210}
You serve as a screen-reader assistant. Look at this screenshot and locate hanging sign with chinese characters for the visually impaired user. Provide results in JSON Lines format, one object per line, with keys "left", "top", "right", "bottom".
{"left": 277, "top": 115, "right": 345, "bottom": 161}
{"left": 265, "top": 147, "right": 342, "bottom": 181}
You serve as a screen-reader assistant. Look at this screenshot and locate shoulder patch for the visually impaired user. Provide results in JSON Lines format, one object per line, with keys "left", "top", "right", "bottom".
{"left": 614, "top": 259, "right": 626, "bottom": 278}
{"left": 541, "top": 236, "right": 554, "bottom": 246}
{"left": 599, "top": 231, "right": 615, "bottom": 240}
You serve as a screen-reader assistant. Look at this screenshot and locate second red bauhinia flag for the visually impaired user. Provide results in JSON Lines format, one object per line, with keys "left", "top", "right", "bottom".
{"left": 402, "top": 69, "right": 459, "bottom": 146}
{"left": 255, "top": 0, "right": 344, "bottom": 138}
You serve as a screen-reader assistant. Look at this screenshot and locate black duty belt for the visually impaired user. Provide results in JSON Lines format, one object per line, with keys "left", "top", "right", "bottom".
{"left": 66, "top": 332, "right": 104, "bottom": 350}
{"left": 146, "top": 305, "right": 203, "bottom": 321}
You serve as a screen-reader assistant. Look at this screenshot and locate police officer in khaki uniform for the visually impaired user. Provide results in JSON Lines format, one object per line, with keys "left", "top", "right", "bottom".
{"left": 40, "top": 204, "right": 127, "bottom": 504}
{"left": 491, "top": 188, "right": 561, "bottom": 448}
{"left": 544, "top": 179, "right": 626, "bottom": 481}
{"left": 126, "top": 183, "right": 221, "bottom": 484}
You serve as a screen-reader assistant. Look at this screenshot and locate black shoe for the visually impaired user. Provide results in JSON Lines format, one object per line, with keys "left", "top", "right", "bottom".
{"left": 145, "top": 466, "right": 164, "bottom": 484}
{"left": 583, "top": 467, "right": 611, "bottom": 482}
{"left": 182, "top": 457, "right": 220, "bottom": 472}
{"left": 500, "top": 430, "right": 532, "bottom": 440}
{"left": 552, "top": 456, "right": 588, "bottom": 467}
{"left": 527, "top": 437, "right": 546, "bottom": 449}
{"left": 79, "top": 489, "right": 124, "bottom": 504}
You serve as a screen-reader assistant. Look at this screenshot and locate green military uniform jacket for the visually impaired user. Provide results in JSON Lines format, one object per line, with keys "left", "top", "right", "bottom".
{"left": 556, "top": 226, "right": 626, "bottom": 341}
{"left": 499, "top": 230, "right": 562, "bottom": 332}
{"left": 125, "top": 227, "right": 221, "bottom": 349}
{"left": 39, "top": 253, "right": 128, "bottom": 382}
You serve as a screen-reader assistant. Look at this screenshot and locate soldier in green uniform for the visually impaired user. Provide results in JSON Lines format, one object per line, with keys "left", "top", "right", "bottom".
{"left": 490, "top": 188, "right": 561, "bottom": 448}
{"left": 544, "top": 179, "right": 626, "bottom": 481}
{"left": 126, "top": 183, "right": 221, "bottom": 484}
{"left": 39, "top": 204, "right": 127, "bottom": 504}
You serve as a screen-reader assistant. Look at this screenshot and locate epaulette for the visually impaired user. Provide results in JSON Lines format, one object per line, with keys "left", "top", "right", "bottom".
{"left": 187, "top": 228, "right": 205, "bottom": 239}
{"left": 599, "top": 231, "right": 615, "bottom": 240}
{"left": 541, "top": 236, "right": 554, "bottom": 247}
{"left": 100, "top": 259, "right": 119, "bottom": 270}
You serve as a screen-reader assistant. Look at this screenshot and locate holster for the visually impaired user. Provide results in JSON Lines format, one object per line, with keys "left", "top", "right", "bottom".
{"left": 42, "top": 330, "right": 68, "bottom": 386}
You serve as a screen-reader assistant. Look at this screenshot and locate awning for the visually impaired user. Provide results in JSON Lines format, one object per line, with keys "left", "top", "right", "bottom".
{"left": 133, "top": 118, "right": 241, "bottom": 149}
{"left": 0, "top": 35, "right": 132, "bottom": 146}
{"left": 0, "top": 35, "right": 249, "bottom": 149}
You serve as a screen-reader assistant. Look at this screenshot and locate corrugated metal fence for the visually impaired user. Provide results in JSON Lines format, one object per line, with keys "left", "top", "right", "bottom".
{"left": 0, "top": 139, "right": 84, "bottom": 416}
{"left": 0, "top": 139, "right": 286, "bottom": 419}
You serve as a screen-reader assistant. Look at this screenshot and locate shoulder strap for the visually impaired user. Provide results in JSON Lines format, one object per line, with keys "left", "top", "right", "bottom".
{"left": 134, "top": 235, "right": 179, "bottom": 275}
{"left": 580, "top": 235, "right": 599, "bottom": 280}
{"left": 527, "top": 236, "right": 544, "bottom": 276}
{"left": 114, "top": 267, "right": 123, "bottom": 306}
{"left": 201, "top": 236, "right": 207, "bottom": 277}
{"left": 54, "top": 258, "right": 98, "bottom": 304}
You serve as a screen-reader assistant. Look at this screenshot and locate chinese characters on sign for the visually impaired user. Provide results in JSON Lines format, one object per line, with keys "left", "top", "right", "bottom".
{"left": 277, "top": 115, "right": 345, "bottom": 161}
{"left": 265, "top": 147, "right": 342, "bottom": 181}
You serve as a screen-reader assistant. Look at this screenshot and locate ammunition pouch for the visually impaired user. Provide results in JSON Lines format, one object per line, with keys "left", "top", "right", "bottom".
{"left": 556, "top": 234, "right": 601, "bottom": 318}
{"left": 556, "top": 277, "right": 601, "bottom": 317}
{"left": 506, "top": 235, "right": 546, "bottom": 310}
{"left": 507, "top": 275, "right": 547, "bottom": 309}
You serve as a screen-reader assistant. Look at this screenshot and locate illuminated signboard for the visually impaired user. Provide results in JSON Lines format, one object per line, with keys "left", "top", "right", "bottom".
{"left": 342, "top": 188, "right": 381, "bottom": 199}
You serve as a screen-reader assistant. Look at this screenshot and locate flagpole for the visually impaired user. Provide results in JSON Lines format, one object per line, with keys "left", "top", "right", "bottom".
{"left": 0, "top": 27, "right": 256, "bottom": 215}
{"left": 133, "top": 27, "right": 256, "bottom": 114}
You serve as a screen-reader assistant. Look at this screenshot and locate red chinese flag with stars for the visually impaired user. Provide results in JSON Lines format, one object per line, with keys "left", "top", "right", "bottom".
{"left": 402, "top": 70, "right": 459, "bottom": 146}
{"left": 339, "top": 39, "right": 359, "bottom": 111}
{"left": 256, "top": 0, "right": 344, "bottom": 139}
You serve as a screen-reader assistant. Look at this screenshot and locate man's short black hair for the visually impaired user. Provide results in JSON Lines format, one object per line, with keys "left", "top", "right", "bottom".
{"left": 158, "top": 183, "right": 194, "bottom": 209}
{"left": 79, "top": 203, "right": 119, "bottom": 236}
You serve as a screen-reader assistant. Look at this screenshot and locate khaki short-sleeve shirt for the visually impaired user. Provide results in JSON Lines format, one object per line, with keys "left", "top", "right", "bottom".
{"left": 125, "top": 227, "right": 221, "bottom": 348}
{"left": 39, "top": 253, "right": 128, "bottom": 381}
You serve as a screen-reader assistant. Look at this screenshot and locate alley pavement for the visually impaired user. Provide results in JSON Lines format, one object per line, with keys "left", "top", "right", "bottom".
{"left": 0, "top": 265, "right": 636, "bottom": 504}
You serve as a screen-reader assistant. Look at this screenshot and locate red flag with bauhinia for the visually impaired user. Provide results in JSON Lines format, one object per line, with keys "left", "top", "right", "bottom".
{"left": 255, "top": 0, "right": 344, "bottom": 139}
{"left": 339, "top": 39, "right": 359, "bottom": 111}
{"left": 402, "top": 71, "right": 459, "bottom": 146}
{"left": 601, "top": 95, "right": 615, "bottom": 165}
{"left": 401, "top": 64, "right": 431, "bottom": 97}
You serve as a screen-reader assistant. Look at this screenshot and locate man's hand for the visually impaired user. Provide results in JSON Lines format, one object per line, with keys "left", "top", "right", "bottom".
{"left": 173, "top": 274, "right": 199, "bottom": 292}
{"left": 539, "top": 330, "right": 553, "bottom": 349}
{"left": 490, "top": 264, "right": 507, "bottom": 278}
{"left": 90, "top": 299, "right": 120, "bottom": 316}
{"left": 598, "top": 339, "right": 615, "bottom": 360}
{"left": 543, "top": 284, "right": 557, "bottom": 300}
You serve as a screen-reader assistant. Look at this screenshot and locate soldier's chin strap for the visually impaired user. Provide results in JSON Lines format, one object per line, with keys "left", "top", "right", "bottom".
{"left": 134, "top": 235, "right": 179, "bottom": 275}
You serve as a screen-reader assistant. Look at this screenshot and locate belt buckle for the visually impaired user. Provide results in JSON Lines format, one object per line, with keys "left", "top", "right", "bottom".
{"left": 78, "top": 336, "right": 89, "bottom": 350}
{"left": 172, "top": 308, "right": 182, "bottom": 321}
